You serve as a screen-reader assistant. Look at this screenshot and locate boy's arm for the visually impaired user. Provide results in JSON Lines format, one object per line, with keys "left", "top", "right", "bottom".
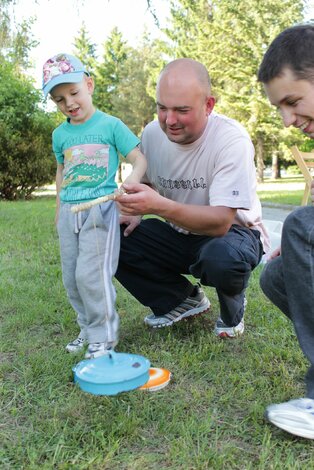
{"left": 55, "top": 163, "right": 64, "bottom": 224}
{"left": 123, "top": 146, "right": 147, "bottom": 184}
{"left": 118, "top": 146, "right": 147, "bottom": 237}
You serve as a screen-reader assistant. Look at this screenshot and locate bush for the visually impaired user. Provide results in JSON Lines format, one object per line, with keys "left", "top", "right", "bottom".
{"left": 0, "top": 62, "right": 56, "bottom": 200}
{"left": 286, "top": 165, "right": 301, "bottom": 175}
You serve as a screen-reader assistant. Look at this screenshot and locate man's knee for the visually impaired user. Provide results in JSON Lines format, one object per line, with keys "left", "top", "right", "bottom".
{"left": 190, "top": 239, "right": 252, "bottom": 295}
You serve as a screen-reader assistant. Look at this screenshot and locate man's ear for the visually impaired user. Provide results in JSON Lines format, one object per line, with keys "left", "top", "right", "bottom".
{"left": 206, "top": 96, "right": 216, "bottom": 116}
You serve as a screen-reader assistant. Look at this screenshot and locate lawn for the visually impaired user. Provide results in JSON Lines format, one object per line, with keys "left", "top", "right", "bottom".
{"left": 1, "top": 195, "right": 314, "bottom": 469}
{"left": 257, "top": 175, "right": 306, "bottom": 206}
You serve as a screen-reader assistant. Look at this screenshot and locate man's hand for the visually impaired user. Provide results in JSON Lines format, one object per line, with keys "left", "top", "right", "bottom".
{"left": 266, "top": 246, "right": 281, "bottom": 261}
{"left": 116, "top": 183, "right": 162, "bottom": 216}
{"left": 116, "top": 182, "right": 235, "bottom": 237}
{"left": 119, "top": 214, "right": 142, "bottom": 237}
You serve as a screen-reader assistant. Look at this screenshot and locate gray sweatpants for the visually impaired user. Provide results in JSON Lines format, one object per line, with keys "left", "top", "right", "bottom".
{"left": 260, "top": 206, "right": 314, "bottom": 398}
{"left": 57, "top": 201, "right": 120, "bottom": 346}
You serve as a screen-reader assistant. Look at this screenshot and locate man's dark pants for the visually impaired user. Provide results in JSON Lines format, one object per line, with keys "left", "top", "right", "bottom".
{"left": 116, "top": 218, "right": 263, "bottom": 326}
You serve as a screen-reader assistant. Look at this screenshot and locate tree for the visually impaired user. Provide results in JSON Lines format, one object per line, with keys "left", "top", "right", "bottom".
{"left": 0, "top": 62, "right": 56, "bottom": 200}
{"left": 73, "top": 22, "right": 97, "bottom": 74}
{"left": 93, "top": 27, "right": 129, "bottom": 114}
{"left": 0, "top": 0, "right": 11, "bottom": 52}
{"left": 0, "top": 1, "right": 56, "bottom": 199}
{"left": 162, "top": 0, "right": 306, "bottom": 180}
{"left": 0, "top": 1, "right": 38, "bottom": 70}
{"left": 111, "top": 34, "right": 161, "bottom": 135}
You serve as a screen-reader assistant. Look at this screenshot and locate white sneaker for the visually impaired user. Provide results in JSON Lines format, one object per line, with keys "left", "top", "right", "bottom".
{"left": 266, "top": 398, "right": 314, "bottom": 439}
{"left": 85, "top": 343, "right": 112, "bottom": 359}
{"left": 65, "top": 337, "right": 87, "bottom": 353}
{"left": 214, "top": 318, "right": 244, "bottom": 338}
{"left": 214, "top": 296, "right": 246, "bottom": 338}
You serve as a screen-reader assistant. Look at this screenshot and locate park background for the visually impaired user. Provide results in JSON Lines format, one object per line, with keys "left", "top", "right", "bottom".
{"left": 1, "top": 1, "right": 314, "bottom": 468}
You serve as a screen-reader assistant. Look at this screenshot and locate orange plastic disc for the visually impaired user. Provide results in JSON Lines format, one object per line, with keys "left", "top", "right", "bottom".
{"left": 139, "top": 367, "right": 171, "bottom": 391}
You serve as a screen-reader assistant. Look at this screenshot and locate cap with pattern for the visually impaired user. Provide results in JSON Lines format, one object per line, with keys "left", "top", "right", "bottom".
{"left": 42, "top": 53, "right": 89, "bottom": 98}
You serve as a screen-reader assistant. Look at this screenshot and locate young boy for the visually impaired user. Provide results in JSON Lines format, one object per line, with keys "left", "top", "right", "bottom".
{"left": 42, "top": 53, "right": 147, "bottom": 359}
{"left": 258, "top": 24, "right": 314, "bottom": 439}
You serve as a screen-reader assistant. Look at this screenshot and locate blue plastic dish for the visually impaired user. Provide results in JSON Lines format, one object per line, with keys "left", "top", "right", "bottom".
{"left": 73, "top": 351, "right": 150, "bottom": 396}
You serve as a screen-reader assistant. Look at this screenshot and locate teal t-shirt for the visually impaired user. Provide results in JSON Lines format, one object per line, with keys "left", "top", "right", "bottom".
{"left": 52, "top": 109, "right": 140, "bottom": 203}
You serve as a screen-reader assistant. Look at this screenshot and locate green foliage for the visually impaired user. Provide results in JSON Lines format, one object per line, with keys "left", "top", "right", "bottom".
{"left": 0, "top": 1, "right": 38, "bottom": 70}
{"left": 93, "top": 27, "right": 130, "bottom": 114}
{"left": 111, "top": 39, "right": 158, "bottom": 135}
{"left": 163, "top": 0, "right": 307, "bottom": 177}
{"left": 286, "top": 165, "right": 301, "bottom": 175}
{"left": 0, "top": 1, "right": 11, "bottom": 52}
{"left": 0, "top": 62, "right": 56, "bottom": 200}
{"left": 299, "top": 137, "right": 314, "bottom": 152}
{"left": 72, "top": 26, "right": 158, "bottom": 136}
{"left": 73, "top": 22, "right": 97, "bottom": 75}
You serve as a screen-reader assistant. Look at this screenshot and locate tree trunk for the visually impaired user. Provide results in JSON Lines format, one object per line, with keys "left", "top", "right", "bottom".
{"left": 256, "top": 137, "right": 264, "bottom": 183}
{"left": 272, "top": 152, "right": 281, "bottom": 179}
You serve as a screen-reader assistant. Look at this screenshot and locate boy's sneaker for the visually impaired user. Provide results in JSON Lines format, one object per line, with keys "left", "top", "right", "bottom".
{"left": 266, "top": 398, "right": 314, "bottom": 439}
{"left": 85, "top": 342, "right": 112, "bottom": 359}
{"left": 214, "top": 296, "right": 247, "bottom": 338}
{"left": 66, "top": 337, "right": 87, "bottom": 353}
{"left": 144, "top": 284, "right": 210, "bottom": 328}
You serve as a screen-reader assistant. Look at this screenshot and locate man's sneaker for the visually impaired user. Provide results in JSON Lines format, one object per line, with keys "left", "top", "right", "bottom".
{"left": 144, "top": 285, "right": 210, "bottom": 328}
{"left": 66, "top": 337, "right": 87, "bottom": 353}
{"left": 266, "top": 398, "right": 314, "bottom": 439}
{"left": 214, "top": 296, "right": 247, "bottom": 338}
{"left": 214, "top": 317, "right": 244, "bottom": 338}
{"left": 85, "top": 343, "right": 112, "bottom": 359}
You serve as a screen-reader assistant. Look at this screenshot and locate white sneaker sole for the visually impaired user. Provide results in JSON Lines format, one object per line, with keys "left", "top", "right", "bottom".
{"left": 85, "top": 349, "right": 112, "bottom": 360}
{"left": 214, "top": 326, "right": 244, "bottom": 338}
{"left": 66, "top": 342, "right": 86, "bottom": 353}
{"left": 266, "top": 408, "right": 314, "bottom": 439}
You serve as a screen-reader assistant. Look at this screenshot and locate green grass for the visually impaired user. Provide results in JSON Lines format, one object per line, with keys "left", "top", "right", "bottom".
{"left": 257, "top": 176, "right": 306, "bottom": 206}
{"left": 1, "top": 196, "right": 314, "bottom": 469}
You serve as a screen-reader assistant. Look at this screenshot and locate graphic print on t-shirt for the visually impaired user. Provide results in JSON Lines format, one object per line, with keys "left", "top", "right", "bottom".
{"left": 62, "top": 144, "right": 109, "bottom": 189}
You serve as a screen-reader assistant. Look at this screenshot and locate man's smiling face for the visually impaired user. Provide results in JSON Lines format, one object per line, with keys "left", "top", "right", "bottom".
{"left": 264, "top": 67, "right": 314, "bottom": 139}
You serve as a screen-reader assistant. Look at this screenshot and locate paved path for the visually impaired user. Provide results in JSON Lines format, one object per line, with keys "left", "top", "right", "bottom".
{"left": 262, "top": 204, "right": 295, "bottom": 223}
{"left": 261, "top": 204, "right": 298, "bottom": 253}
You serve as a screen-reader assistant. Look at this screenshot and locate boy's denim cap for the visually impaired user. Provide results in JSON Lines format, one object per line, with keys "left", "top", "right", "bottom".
{"left": 42, "top": 53, "right": 89, "bottom": 98}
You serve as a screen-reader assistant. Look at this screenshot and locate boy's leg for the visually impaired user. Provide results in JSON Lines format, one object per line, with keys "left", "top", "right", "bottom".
{"left": 76, "top": 202, "right": 120, "bottom": 347}
{"left": 57, "top": 204, "right": 88, "bottom": 340}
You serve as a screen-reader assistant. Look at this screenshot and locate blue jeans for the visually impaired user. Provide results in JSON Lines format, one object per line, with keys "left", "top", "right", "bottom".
{"left": 116, "top": 218, "right": 263, "bottom": 326}
{"left": 260, "top": 206, "right": 314, "bottom": 398}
